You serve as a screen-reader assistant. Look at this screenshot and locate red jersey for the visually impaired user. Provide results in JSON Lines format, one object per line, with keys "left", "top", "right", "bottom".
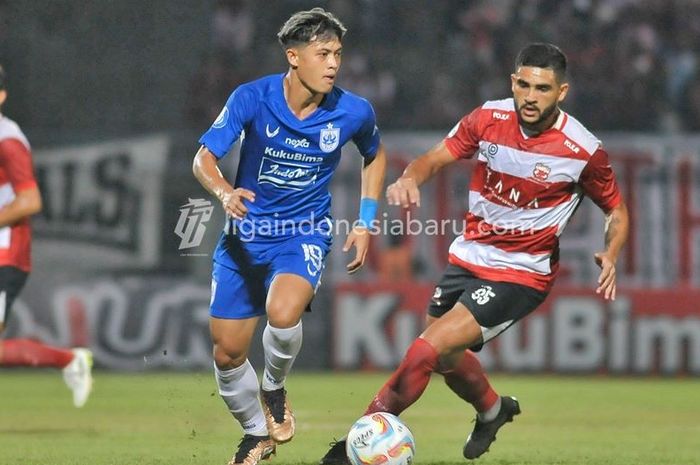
{"left": 0, "top": 115, "right": 37, "bottom": 272}
{"left": 444, "top": 98, "right": 622, "bottom": 292}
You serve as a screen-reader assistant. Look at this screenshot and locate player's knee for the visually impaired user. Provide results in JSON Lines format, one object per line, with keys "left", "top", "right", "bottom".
{"left": 267, "top": 314, "right": 301, "bottom": 329}
{"left": 421, "top": 332, "right": 476, "bottom": 359}
{"left": 212, "top": 344, "right": 247, "bottom": 369}
{"left": 266, "top": 302, "right": 302, "bottom": 328}
{"left": 420, "top": 333, "right": 449, "bottom": 356}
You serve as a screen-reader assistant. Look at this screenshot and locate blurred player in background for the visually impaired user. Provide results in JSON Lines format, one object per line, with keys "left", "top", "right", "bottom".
{"left": 320, "top": 43, "right": 629, "bottom": 463}
{"left": 193, "top": 8, "right": 386, "bottom": 465}
{"left": 0, "top": 64, "right": 93, "bottom": 408}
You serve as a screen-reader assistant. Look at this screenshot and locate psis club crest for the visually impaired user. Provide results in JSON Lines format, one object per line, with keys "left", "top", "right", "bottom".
{"left": 320, "top": 122, "right": 340, "bottom": 153}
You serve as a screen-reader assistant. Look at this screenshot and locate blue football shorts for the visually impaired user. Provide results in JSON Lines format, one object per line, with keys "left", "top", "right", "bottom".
{"left": 210, "top": 231, "right": 332, "bottom": 319}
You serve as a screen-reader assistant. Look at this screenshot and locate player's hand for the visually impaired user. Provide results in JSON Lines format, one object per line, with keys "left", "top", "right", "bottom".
{"left": 344, "top": 227, "right": 370, "bottom": 274}
{"left": 594, "top": 251, "right": 617, "bottom": 300}
{"left": 221, "top": 188, "right": 256, "bottom": 220}
{"left": 386, "top": 177, "right": 420, "bottom": 208}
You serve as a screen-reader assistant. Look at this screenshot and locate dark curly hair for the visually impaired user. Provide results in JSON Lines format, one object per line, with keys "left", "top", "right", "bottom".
{"left": 515, "top": 43, "right": 567, "bottom": 82}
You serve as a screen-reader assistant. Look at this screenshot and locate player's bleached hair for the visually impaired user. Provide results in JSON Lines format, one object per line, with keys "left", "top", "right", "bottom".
{"left": 277, "top": 7, "right": 346, "bottom": 48}
{"left": 515, "top": 43, "right": 567, "bottom": 82}
{"left": 0, "top": 64, "right": 5, "bottom": 90}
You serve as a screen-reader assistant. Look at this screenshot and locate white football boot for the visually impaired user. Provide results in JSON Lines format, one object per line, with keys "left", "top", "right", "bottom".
{"left": 62, "top": 348, "right": 94, "bottom": 408}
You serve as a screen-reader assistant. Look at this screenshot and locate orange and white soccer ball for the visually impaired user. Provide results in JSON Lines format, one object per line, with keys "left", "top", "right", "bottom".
{"left": 346, "top": 412, "right": 415, "bottom": 465}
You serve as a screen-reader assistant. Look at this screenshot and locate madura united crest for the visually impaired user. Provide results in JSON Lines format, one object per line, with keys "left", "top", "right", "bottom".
{"left": 320, "top": 122, "right": 340, "bottom": 153}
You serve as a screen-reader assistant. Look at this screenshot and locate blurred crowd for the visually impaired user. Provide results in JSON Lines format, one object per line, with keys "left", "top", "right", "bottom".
{"left": 187, "top": 0, "right": 700, "bottom": 132}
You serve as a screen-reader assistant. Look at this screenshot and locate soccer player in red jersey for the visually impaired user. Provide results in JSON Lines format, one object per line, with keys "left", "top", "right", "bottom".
{"left": 0, "top": 64, "right": 93, "bottom": 408}
{"left": 321, "top": 43, "right": 629, "bottom": 462}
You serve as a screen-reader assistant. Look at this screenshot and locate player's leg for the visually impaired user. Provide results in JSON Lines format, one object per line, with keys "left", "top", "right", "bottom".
{"left": 320, "top": 301, "right": 480, "bottom": 465}
{"left": 428, "top": 307, "right": 499, "bottom": 420}
{"left": 211, "top": 316, "right": 266, "bottom": 431}
{"left": 319, "top": 264, "right": 469, "bottom": 465}
{"left": 261, "top": 235, "right": 329, "bottom": 444}
{"left": 365, "top": 300, "right": 483, "bottom": 415}
{"left": 0, "top": 337, "right": 74, "bottom": 367}
{"left": 0, "top": 266, "right": 93, "bottom": 407}
{"left": 210, "top": 256, "right": 275, "bottom": 465}
{"left": 436, "top": 276, "right": 547, "bottom": 459}
{"left": 262, "top": 274, "right": 311, "bottom": 391}
{"left": 260, "top": 273, "right": 312, "bottom": 444}
{"left": 425, "top": 264, "right": 499, "bottom": 420}
{"left": 359, "top": 264, "right": 477, "bottom": 415}
{"left": 428, "top": 315, "right": 500, "bottom": 415}
{"left": 0, "top": 338, "right": 94, "bottom": 407}
{"left": 212, "top": 316, "right": 275, "bottom": 465}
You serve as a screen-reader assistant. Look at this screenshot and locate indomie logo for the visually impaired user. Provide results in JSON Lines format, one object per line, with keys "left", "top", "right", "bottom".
{"left": 258, "top": 156, "right": 319, "bottom": 190}
{"left": 264, "top": 164, "right": 312, "bottom": 180}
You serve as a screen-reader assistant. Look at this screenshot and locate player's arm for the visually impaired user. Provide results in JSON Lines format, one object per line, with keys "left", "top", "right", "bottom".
{"left": 360, "top": 143, "right": 387, "bottom": 205}
{"left": 594, "top": 201, "right": 629, "bottom": 300}
{"left": 0, "top": 187, "right": 41, "bottom": 228}
{"left": 344, "top": 144, "right": 387, "bottom": 274}
{"left": 192, "top": 145, "right": 254, "bottom": 220}
{"left": 386, "top": 141, "right": 457, "bottom": 208}
{"left": 0, "top": 139, "right": 42, "bottom": 227}
{"left": 579, "top": 147, "right": 629, "bottom": 301}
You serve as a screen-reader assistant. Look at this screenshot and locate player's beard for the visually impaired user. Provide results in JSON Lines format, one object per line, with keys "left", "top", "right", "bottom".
{"left": 516, "top": 100, "right": 559, "bottom": 133}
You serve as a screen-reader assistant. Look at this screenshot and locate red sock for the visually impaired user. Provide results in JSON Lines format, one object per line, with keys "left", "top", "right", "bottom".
{"left": 365, "top": 338, "right": 439, "bottom": 415}
{"left": 440, "top": 349, "right": 498, "bottom": 412}
{"left": 0, "top": 339, "right": 74, "bottom": 368}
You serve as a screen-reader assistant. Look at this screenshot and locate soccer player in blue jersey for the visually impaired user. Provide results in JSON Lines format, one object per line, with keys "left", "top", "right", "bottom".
{"left": 193, "top": 8, "right": 386, "bottom": 465}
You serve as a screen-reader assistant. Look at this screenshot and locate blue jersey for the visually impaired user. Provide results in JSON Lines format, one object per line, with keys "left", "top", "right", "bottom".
{"left": 199, "top": 73, "right": 380, "bottom": 241}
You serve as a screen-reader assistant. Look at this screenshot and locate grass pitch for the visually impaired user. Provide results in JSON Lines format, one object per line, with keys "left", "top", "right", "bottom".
{"left": 0, "top": 371, "right": 698, "bottom": 465}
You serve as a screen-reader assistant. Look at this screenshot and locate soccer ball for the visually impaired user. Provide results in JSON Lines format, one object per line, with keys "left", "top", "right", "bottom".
{"left": 346, "top": 412, "right": 415, "bottom": 465}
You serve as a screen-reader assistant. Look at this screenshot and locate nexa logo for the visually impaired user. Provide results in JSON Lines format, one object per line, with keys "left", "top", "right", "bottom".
{"left": 285, "top": 137, "right": 310, "bottom": 149}
{"left": 564, "top": 139, "right": 580, "bottom": 153}
{"left": 493, "top": 111, "right": 510, "bottom": 121}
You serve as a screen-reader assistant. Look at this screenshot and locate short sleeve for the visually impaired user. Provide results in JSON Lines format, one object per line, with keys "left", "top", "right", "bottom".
{"left": 579, "top": 148, "right": 623, "bottom": 213}
{"left": 443, "top": 107, "right": 482, "bottom": 160}
{"left": 352, "top": 101, "right": 380, "bottom": 159}
{"left": 0, "top": 139, "right": 37, "bottom": 192}
{"left": 198, "top": 85, "right": 259, "bottom": 159}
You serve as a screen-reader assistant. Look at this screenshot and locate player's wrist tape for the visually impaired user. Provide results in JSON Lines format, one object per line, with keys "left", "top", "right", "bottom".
{"left": 357, "top": 198, "right": 378, "bottom": 228}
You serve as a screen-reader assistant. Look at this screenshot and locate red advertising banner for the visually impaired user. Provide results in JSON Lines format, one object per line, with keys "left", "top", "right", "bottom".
{"left": 332, "top": 283, "right": 700, "bottom": 375}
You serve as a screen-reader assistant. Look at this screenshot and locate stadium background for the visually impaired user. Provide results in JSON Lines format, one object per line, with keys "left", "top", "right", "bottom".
{"left": 0, "top": 0, "right": 698, "bottom": 375}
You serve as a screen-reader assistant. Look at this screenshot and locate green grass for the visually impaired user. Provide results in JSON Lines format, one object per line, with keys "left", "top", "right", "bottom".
{"left": 0, "top": 371, "right": 698, "bottom": 465}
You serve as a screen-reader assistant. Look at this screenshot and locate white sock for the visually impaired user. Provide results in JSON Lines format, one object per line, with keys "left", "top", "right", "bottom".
{"left": 261, "top": 320, "right": 303, "bottom": 391}
{"left": 215, "top": 360, "right": 268, "bottom": 436}
{"left": 478, "top": 397, "right": 502, "bottom": 422}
